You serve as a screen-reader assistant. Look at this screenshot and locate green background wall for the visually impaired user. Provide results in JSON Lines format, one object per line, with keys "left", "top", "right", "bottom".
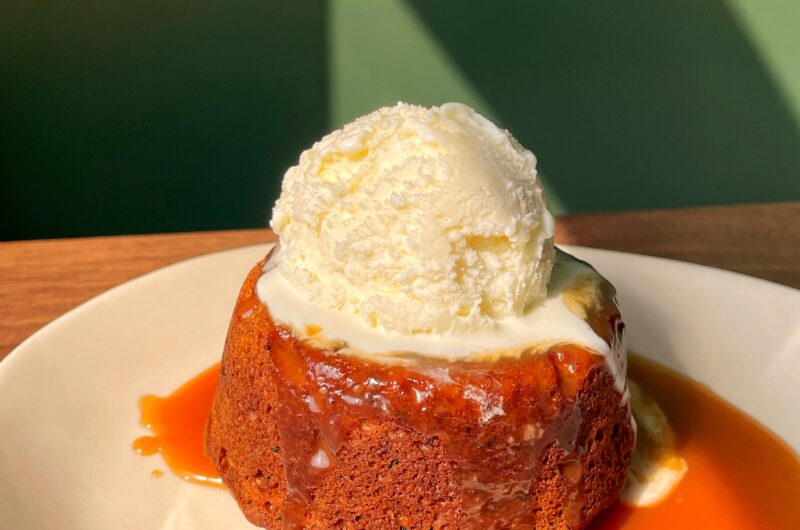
{"left": 1, "top": 1, "right": 329, "bottom": 240}
{"left": 2, "top": 0, "right": 798, "bottom": 240}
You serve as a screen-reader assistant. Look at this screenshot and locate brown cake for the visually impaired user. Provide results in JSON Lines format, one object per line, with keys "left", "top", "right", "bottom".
{"left": 205, "top": 254, "right": 634, "bottom": 529}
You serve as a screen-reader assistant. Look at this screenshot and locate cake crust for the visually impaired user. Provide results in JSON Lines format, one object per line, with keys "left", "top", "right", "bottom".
{"left": 206, "top": 260, "right": 634, "bottom": 529}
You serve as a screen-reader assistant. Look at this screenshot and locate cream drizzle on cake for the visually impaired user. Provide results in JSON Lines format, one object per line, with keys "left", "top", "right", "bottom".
{"left": 257, "top": 247, "right": 625, "bottom": 391}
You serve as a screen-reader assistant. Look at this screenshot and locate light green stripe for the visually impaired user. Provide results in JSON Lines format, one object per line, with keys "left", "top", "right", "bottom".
{"left": 328, "top": 0, "right": 567, "bottom": 212}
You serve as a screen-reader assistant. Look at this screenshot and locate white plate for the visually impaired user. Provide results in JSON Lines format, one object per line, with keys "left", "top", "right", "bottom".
{"left": 1, "top": 244, "right": 798, "bottom": 530}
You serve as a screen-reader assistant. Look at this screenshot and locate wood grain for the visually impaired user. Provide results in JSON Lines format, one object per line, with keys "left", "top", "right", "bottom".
{"left": 1, "top": 203, "right": 798, "bottom": 361}
{"left": 556, "top": 202, "right": 800, "bottom": 288}
{"left": 0, "top": 230, "right": 275, "bottom": 361}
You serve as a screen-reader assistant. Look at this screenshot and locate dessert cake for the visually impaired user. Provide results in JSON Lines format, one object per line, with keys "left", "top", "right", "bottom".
{"left": 206, "top": 103, "right": 634, "bottom": 529}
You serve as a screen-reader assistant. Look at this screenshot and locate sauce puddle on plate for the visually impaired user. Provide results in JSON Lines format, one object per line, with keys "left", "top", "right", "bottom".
{"left": 590, "top": 354, "right": 800, "bottom": 530}
{"left": 133, "top": 364, "right": 223, "bottom": 488}
{"left": 134, "top": 354, "right": 800, "bottom": 528}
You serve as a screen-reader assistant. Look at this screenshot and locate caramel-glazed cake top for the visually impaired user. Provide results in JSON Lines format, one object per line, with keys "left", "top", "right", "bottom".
{"left": 259, "top": 246, "right": 626, "bottom": 392}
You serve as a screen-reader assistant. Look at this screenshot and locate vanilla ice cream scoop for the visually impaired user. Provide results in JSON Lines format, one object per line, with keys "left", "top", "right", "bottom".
{"left": 270, "top": 102, "right": 555, "bottom": 334}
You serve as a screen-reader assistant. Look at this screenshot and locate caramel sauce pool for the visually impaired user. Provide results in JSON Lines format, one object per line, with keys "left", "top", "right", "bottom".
{"left": 134, "top": 354, "right": 800, "bottom": 528}
{"left": 132, "top": 364, "right": 223, "bottom": 488}
{"left": 591, "top": 355, "right": 800, "bottom": 530}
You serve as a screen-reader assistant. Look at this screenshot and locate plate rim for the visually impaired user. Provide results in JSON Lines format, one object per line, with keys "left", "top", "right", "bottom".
{"left": 2, "top": 242, "right": 797, "bottom": 376}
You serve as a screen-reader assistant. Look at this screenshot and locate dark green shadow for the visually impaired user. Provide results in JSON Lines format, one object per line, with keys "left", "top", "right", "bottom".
{"left": 408, "top": 0, "right": 800, "bottom": 212}
{"left": 0, "top": 1, "right": 328, "bottom": 240}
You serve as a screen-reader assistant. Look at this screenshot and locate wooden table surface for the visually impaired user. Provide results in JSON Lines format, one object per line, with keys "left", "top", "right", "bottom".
{"left": 1, "top": 202, "right": 798, "bottom": 362}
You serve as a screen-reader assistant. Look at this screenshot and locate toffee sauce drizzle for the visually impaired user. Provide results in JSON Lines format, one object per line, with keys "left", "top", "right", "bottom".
{"left": 235, "top": 273, "right": 627, "bottom": 529}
